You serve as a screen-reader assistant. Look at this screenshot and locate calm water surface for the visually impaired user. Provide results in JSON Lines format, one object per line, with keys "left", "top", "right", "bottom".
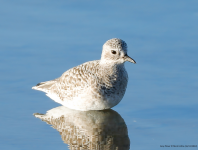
{"left": 0, "top": 0, "right": 198, "bottom": 149}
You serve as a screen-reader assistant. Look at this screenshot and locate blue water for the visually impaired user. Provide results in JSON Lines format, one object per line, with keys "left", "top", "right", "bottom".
{"left": 0, "top": 0, "right": 198, "bottom": 149}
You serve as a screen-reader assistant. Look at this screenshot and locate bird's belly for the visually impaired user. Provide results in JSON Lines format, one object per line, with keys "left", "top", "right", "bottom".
{"left": 60, "top": 83, "right": 126, "bottom": 111}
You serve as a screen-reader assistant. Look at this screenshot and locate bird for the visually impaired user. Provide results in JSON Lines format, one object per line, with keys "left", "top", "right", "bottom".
{"left": 32, "top": 38, "right": 136, "bottom": 111}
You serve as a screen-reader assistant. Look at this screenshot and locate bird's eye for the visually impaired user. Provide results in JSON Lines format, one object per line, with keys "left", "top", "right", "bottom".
{"left": 111, "top": 50, "right": 116, "bottom": 54}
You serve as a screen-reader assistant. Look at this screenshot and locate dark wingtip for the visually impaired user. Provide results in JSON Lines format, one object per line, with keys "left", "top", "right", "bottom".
{"left": 36, "top": 82, "right": 44, "bottom": 86}
{"left": 33, "top": 113, "right": 44, "bottom": 116}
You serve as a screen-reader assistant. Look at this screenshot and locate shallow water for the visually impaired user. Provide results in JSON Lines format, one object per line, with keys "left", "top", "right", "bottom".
{"left": 0, "top": 0, "right": 198, "bottom": 149}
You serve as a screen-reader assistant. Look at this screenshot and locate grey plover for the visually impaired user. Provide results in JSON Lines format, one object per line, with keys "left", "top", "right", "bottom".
{"left": 32, "top": 38, "right": 136, "bottom": 111}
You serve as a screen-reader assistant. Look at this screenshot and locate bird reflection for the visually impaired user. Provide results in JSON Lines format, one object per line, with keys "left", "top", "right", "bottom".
{"left": 34, "top": 106, "right": 130, "bottom": 150}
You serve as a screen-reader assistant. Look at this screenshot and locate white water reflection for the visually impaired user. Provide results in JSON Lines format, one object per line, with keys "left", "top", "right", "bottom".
{"left": 34, "top": 106, "right": 130, "bottom": 150}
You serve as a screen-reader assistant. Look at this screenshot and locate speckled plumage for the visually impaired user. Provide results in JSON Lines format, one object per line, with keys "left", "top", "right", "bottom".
{"left": 32, "top": 38, "right": 136, "bottom": 111}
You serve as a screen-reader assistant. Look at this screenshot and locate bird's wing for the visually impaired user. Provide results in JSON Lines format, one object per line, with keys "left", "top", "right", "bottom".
{"left": 50, "top": 60, "right": 100, "bottom": 100}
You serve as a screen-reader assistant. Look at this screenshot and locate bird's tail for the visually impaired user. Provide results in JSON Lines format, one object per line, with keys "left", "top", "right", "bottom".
{"left": 32, "top": 79, "right": 58, "bottom": 93}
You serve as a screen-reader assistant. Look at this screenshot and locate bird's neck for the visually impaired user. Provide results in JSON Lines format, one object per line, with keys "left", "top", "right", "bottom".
{"left": 99, "top": 60, "right": 125, "bottom": 76}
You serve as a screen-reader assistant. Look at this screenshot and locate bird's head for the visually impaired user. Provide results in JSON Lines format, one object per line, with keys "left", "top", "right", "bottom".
{"left": 101, "top": 38, "right": 136, "bottom": 64}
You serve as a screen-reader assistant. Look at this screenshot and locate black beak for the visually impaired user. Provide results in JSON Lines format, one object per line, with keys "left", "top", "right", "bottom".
{"left": 124, "top": 54, "right": 136, "bottom": 64}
